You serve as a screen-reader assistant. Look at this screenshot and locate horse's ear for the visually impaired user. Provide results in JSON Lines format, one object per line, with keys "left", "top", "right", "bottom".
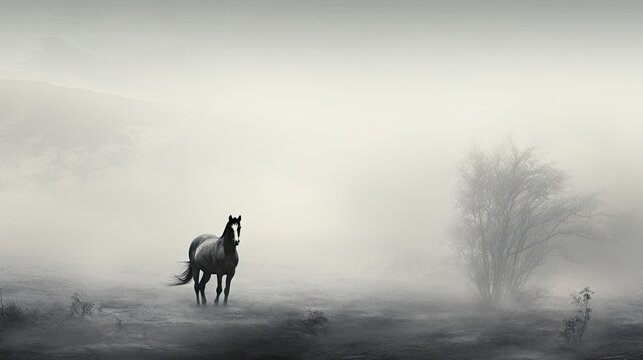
{"left": 238, "top": 215, "right": 241, "bottom": 221}
{"left": 229, "top": 215, "right": 233, "bottom": 222}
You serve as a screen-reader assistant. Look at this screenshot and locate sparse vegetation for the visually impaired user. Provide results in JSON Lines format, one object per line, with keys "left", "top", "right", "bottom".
{"left": 0, "top": 288, "right": 40, "bottom": 328}
{"left": 69, "top": 292, "right": 94, "bottom": 318}
{"left": 1, "top": 302, "right": 30, "bottom": 326}
{"left": 1, "top": 275, "right": 643, "bottom": 360}
{"left": 560, "top": 287, "right": 593, "bottom": 353}
{"left": 301, "top": 310, "right": 328, "bottom": 333}
{"left": 115, "top": 317, "right": 125, "bottom": 332}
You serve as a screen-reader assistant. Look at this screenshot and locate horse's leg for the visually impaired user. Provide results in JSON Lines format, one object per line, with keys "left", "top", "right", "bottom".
{"left": 214, "top": 274, "right": 223, "bottom": 305}
{"left": 192, "top": 265, "right": 201, "bottom": 306}
{"left": 223, "top": 271, "right": 235, "bottom": 305}
{"left": 199, "top": 272, "right": 211, "bottom": 305}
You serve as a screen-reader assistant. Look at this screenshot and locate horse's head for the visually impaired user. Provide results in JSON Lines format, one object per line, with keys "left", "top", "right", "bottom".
{"left": 227, "top": 215, "right": 242, "bottom": 246}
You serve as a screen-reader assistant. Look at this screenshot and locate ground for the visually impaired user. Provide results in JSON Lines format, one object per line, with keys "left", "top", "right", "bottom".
{"left": 1, "top": 263, "right": 642, "bottom": 359}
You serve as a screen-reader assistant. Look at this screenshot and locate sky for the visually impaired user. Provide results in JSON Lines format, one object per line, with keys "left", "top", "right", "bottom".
{"left": 1, "top": 1, "right": 643, "bottom": 293}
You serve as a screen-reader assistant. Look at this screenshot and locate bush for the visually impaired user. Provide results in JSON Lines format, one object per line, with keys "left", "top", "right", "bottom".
{"left": 560, "top": 287, "right": 593, "bottom": 352}
{"left": 302, "top": 310, "right": 329, "bottom": 333}
{"left": 70, "top": 292, "right": 94, "bottom": 318}
{"left": 115, "top": 317, "right": 125, "bottom": 332}
{"left": 1, "top": 302, "right": 29, "bottom": 325}
{"left": 0, "top": 289, "right": 40, "bottom": 328}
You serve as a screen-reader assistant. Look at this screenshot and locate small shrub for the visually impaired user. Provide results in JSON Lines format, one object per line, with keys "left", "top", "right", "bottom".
{"left": 302, "top": 310, "right": 328, "bottom": 333}
{"left": 70, "top": 292, "right": 94, "bottom": 318}
{"left": 560, "top": 287, "right": 593, "bottom": 352}
{"left": 115, "top": 317, "right": 124, "bottom": 332}
{"left": 0, "top": 289, "right": 41, "bottom": 328}
{"left": 1, "top": 302, "right": 28, "bottom": 325}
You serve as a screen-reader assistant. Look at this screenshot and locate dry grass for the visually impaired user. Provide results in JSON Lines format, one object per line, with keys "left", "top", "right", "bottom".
{"left": 301, "top": 310, "right": 329, "bottom": 333}
{"left": 1, "top": 267, "right": 643, "bottom": 359}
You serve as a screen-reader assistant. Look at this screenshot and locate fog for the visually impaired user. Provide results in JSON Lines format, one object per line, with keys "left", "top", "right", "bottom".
{"left": 4, "top": 2, "right": 643, "bottom": 358}
{"left": 2, "top": 0, "right": 643, "bottom": 301}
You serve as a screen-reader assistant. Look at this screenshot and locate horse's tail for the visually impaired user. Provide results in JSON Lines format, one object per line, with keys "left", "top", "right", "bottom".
{"left": 169, "top": 261, "right": 193, "bottom": 286}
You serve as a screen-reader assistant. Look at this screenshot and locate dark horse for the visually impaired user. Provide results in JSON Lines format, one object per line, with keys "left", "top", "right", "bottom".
{"left": 171, "top": 215, "right": 241, "bottom": 305}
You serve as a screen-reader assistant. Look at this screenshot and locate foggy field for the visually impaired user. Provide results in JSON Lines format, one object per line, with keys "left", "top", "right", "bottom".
{"left": 2, "top": 262, "right": 643, "bottom": 360}
{"left": 3, "top": 1, "right": 643, "bottom": 359}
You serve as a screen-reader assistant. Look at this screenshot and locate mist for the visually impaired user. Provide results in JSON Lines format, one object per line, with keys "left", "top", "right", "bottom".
{"left": 2, "top": 1, "right": 643, "bottom": 359}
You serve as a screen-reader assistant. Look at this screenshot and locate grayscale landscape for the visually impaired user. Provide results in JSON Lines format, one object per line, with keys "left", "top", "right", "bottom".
{"left": 2, "top": 1, "right": 643, "bottom": 359}
{"left": 2, "top": 261, "right": 643, "bottom": 359}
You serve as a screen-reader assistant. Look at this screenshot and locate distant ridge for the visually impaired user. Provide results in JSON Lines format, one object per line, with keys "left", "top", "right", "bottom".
{"left": 0, "top": 78, "right": 162, "bottom": 107}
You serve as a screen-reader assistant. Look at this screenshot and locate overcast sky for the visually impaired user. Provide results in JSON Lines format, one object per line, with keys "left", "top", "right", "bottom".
{"left": 1, "top": 1, "right": 643, "bottom": 292}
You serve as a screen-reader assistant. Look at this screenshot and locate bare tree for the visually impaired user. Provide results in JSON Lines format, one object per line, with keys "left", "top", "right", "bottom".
{"left": 451, "top": 141, "right": 599, "bottom": 307}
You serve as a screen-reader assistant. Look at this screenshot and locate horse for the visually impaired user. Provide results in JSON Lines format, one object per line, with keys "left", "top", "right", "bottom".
{"left": 171, "top": 215, "right": 241, "bottom": 306}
